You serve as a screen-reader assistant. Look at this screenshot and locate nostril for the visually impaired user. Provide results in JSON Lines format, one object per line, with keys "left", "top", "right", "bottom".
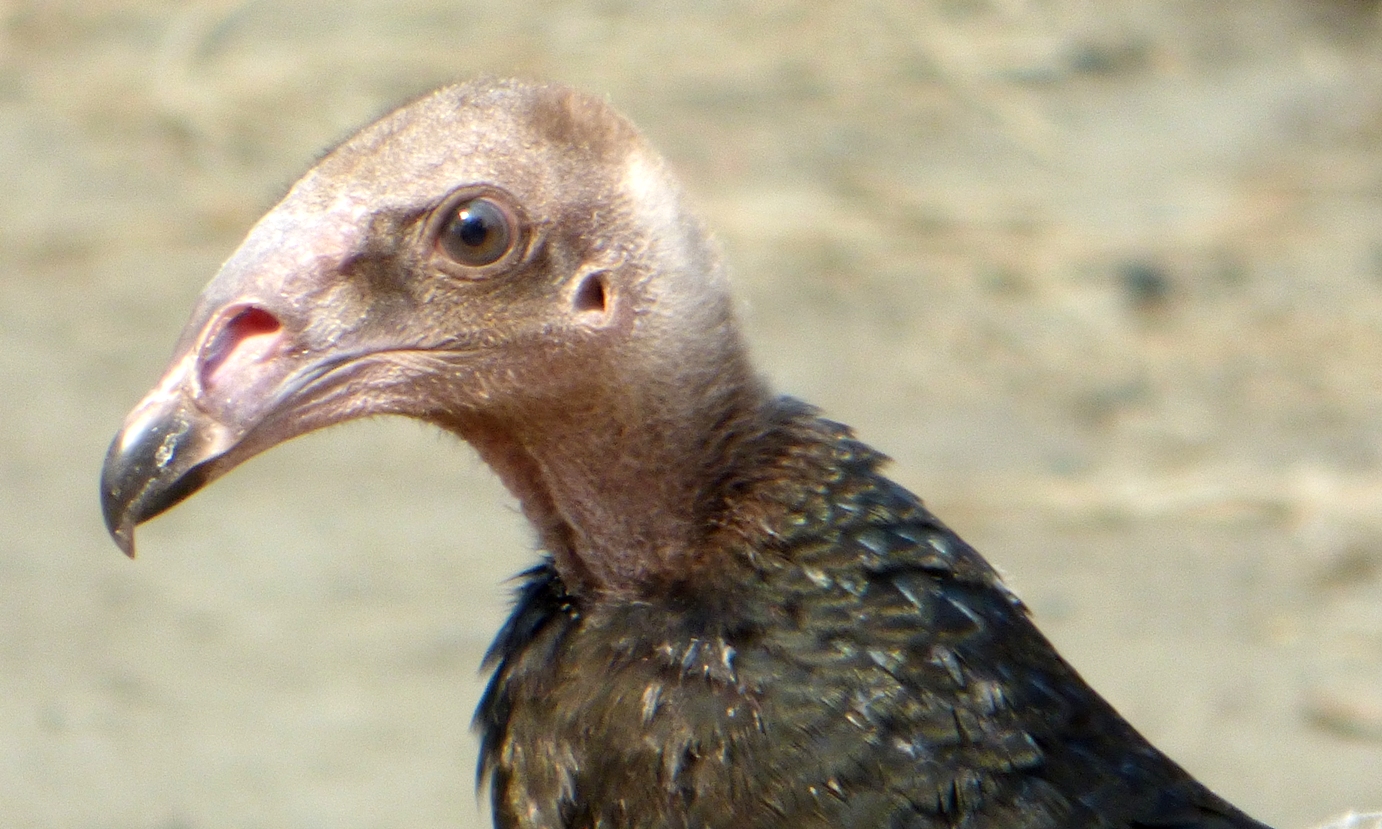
{"left": 228, "top": 307, "right": 281, "bottom": 339}
{"left": 199, "top": 306, "right": 283, "bottom": 392}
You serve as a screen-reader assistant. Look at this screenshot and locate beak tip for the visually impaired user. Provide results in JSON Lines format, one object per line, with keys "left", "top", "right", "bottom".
{"left": 110, "top": 519, "right": 136, "bottom": 559}
{"left": 100, "top": 414, "right": 222, "bottom": 560}
{"left": 100, "top": 468, "right": 138, "bottom": 559}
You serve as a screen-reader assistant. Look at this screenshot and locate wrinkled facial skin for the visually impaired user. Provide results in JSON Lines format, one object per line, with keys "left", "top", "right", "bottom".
{"left": 100, "top": 81, "right": 670, "bottom": 555}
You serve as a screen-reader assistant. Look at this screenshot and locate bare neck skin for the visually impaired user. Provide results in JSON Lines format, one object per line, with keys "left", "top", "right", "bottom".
{"left": 442, "top": 325, "right": 771, "bottom": 599}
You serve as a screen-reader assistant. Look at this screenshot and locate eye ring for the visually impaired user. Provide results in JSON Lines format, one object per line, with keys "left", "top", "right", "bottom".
{"left": 432, "top": 193, "right": 520, "bottom": 269}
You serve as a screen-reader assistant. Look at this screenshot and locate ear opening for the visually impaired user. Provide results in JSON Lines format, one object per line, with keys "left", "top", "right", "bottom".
{"left": 572, "top": 271, "right": 609, "bottom": 316}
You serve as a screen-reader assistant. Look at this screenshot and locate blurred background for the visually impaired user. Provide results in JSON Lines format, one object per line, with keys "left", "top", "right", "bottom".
{"left": 4, "top": 1, "right": 1382, "bottom": 826}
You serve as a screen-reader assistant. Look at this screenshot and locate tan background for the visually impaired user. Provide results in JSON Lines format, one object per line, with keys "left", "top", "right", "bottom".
{"left": 4, "top": 1, "right": 1382, "bottom": 827}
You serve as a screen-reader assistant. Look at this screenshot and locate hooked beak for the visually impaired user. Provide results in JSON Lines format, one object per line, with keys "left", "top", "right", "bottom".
{"left": 100, "top": 302, "right": 294, "bottom": 557}
{"left": 99, "top": 187, "right": 430, "bottom": 558}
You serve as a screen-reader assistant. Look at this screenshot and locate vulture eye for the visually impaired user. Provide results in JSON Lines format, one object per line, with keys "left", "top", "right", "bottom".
{"left": 437, "top": 197, "right": 514, "bottom": 267}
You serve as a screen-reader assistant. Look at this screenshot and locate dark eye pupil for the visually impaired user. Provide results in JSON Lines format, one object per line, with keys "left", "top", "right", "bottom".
{"left": 457, "top": 211, "right": 490, "bottom": 246}
{"left": 439, "top": 197, "right": 512, "bottom": 266}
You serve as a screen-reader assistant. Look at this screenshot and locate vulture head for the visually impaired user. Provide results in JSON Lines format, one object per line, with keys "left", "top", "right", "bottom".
{"left": 102, "top": 79, "right": 763, "bottom": 594}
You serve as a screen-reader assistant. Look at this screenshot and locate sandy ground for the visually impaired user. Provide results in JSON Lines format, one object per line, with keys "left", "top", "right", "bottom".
{"left": 4, "top": 1, "right": 1382, "bottom": 827}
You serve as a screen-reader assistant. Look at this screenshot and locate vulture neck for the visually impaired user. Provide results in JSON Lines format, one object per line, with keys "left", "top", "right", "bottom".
{"left": 452, "top": 331, "right": 772, "bottom": 600}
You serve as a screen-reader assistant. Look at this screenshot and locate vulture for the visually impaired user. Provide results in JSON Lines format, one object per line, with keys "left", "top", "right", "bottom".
{"left": 101, "top": 79, "right": 1273, "bottom": 829}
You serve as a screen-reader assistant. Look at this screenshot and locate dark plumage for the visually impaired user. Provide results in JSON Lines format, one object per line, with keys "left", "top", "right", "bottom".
{"left": 101, "top": 79, "right": 1272, "bottom": 829}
